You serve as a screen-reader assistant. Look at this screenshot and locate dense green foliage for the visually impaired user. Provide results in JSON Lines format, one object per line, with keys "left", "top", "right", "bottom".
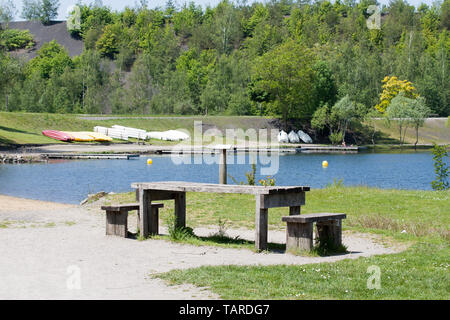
{"left": 21, "top": 0, "right": 60, "bottom": 25}
{"left": 431, "top": 143, "right": 449, "bottom": 190}
{"left": 0, "top": 28, "right": 34, "bottom": 50}
{"left": 0, "top": 0, "right": 449, "bottom": 125}
{"left": 0, "top": 0, "right": 16, "bottom": 25}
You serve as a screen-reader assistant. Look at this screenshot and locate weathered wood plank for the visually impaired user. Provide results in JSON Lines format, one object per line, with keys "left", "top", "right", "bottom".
{"left": 316, "top": 219, "right": 342, "bottom": 248}
{"left": 105, "top": 210, "right": 128, "bottom": 237}
{"left": 286, "top": 221, "right": 313, "bottom": 251}
{"left": 131, "top": 181, "right": 310, "bottom": 194}
{"left": 289, "top": 206, "right": 300, "bottom": 215}
{"left": 255, "top": 194, "right": 268, "bottom": 251}
{"left": 282, "top": 213, "right": 346, "bottom": 223}
{"left": 116, "top": 210, "right": 128, "bottom": 237}
{"left": 101, "top": 203, "right": 139, "bottom": 212}
{"left": 139, "top": 187, "right": 150, "bottom": 238}
{"left": 261, "top": 192, "right": 305, "bottom": 209}
{"left": 174, "top": 192, "right": 186, "bottom": 229}
{"left": 106, "top": 211, "right": 116, "bottom": 236}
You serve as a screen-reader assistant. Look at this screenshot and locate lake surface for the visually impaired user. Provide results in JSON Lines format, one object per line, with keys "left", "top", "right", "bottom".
{"left": 0, "top": 151, "right": 437, "bottom": 204}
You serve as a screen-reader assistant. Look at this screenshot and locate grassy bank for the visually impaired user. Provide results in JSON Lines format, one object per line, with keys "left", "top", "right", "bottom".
{"left": 371, "top": 118, "right": 449, "bottom": 145}
{"left": 103, "top": 186, "right": 450, "bottom": 299}
{"left": 0, "top": 112, "right": 277, "bottom": 146}
{"left": 1, "top": 112, "right": 448, "bottom": 147}
{"left": 157, "top": 242, "right": 449, "bottom": 299}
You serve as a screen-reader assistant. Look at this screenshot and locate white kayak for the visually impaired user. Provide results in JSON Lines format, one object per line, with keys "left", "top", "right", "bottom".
{"left": 147, "top": 130, "right": 190, "bottom": 141}
{"left": 287, "top": 130, "right": 300, "bottom": 143}
{"left": 277, "top": 130, "right": 289, "bottom": 143}
{"left": 297, "top": 130, "right": 313, "bottom": 143}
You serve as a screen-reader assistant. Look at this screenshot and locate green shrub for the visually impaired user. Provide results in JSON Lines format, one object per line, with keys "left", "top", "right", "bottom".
{"left": 0, "top": 29, "right": 34, "bottom": 51}
{"left": 431, "top": 143, "right": 449, "bottom": 191}
{"left": 329, "top": 131, "right": 343, "bottom": 145}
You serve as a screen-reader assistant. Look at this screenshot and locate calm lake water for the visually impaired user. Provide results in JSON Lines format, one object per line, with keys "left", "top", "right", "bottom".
{"left": 0, "top": 151, "right": 438, "bottom": 204}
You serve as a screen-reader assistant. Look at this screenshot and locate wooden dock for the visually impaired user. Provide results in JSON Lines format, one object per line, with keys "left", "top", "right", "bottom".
{"left": 44, "top": 154, "right": 140, "bottom": 160}
{"left": 151, "top": 147, "right": 298, "bottom": 154}
{"left": 299, "top": 145, "right": 361, "bottom": 152}
{"left": 149, "top": 145, "right": 361, "bottom": 154}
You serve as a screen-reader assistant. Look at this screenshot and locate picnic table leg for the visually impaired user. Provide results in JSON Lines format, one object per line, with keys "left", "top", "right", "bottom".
{"left": 289, "top": 206, "right": 301, "bottom": 215}
{"left": 255, "top": 194, "right": 268, "bottom": 251}
{"left": 138, "top": 187, "right": 150, "bottom": 238}
{"left": 174, "top": 192, "right": 186, "bottom": 229}
{"left": 316, "top": 219, "right": 342, "bottom": 248}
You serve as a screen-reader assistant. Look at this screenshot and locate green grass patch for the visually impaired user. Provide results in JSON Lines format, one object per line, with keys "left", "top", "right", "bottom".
{"left": 0, "top": 112, "right": 276, "bottom": 146}
{"left": 155, "top": 241, "right": 449, "bottom": 299}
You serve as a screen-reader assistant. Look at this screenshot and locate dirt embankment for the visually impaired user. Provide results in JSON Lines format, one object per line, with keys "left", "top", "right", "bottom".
{"left": 8, "top": 21, "right": 84, "bottom": 60}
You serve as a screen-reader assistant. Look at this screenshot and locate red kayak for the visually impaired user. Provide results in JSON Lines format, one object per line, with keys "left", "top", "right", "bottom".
{"left": 42, "top": 130, "right": 74, "bottom": 142}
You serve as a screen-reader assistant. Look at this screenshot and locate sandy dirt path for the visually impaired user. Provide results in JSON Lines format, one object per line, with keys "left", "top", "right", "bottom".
{"left": 0, "top": 195, "right": 404, "bottom": 299}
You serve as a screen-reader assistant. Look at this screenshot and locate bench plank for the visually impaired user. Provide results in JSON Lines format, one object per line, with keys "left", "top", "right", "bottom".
{"left": 131, "top": 181, "right": 310, "bottom": 195}
{"left": 282, "top": 213, "right": 346, "bottom": 223}
{"left": 101, "top": 202, "right": 164, "bottom": 212}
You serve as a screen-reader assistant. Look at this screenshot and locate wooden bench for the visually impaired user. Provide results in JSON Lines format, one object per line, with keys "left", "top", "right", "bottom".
{"left": 101, "top": 202, "right": 164, "bottom": 238}
{"left": 282, "top": 213, "right": 346, "bottom": 252}
{"left": 132, "top": 181, "right": 310, "bottom": 251}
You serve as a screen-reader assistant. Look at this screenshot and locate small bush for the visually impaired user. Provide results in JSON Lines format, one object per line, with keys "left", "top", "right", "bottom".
{"left": 431, "top": 143, "right": 449, "bottom": 191}
{"left": 0, "top": 29, "right": 34, "bottom": 51}
{"left": 165, "top": 213, "right": 195, "bottom": 241}
{"left": 329, "top": 131, "right": 343, "bottom": 145}
{"left": 326, "top": 178, "right": 344, "bottom": 188}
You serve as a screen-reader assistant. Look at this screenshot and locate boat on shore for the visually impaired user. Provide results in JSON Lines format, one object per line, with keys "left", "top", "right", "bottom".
{"left": 42, "top": 130, "right": 74, "bottom": 142}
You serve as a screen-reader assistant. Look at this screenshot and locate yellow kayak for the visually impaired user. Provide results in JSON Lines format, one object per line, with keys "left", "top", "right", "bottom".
{"left": 86, "top": 132, "right": 113, "bottom": 142}
{"left": 63, "top": 131, "right": 113, "bottom": 142}
{"left": 63, "top": 132, "right": 95, "bottom": 142}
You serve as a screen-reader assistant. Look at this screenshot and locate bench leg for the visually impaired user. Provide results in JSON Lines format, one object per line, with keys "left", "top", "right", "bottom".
{"left": 316, "top": 219, "right": 342, "bottom": 248}
{"left": 174, "top": 192, "right": 186, "bottom": 229}
{"left": 139, "top": 187, "right": 150, "bottom": 238}
{"left": 289, "top": 206, "right": 300, "bottom": 215}
{"left": 150, "top": 206, "right": 159, "bottom": 235}
{"left": 106, "top": 210, "right": 128, "bottom": 238}
{"left": 255, "top": 194, "right": 268, "bottom": 251}
{"left": 286, "top": 222, "right": 313, "bottom": 252}
{"left": 137, "top": 207, "right": 159, "bottom": 236}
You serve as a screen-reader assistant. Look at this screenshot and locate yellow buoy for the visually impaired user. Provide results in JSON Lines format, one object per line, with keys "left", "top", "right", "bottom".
{"left": 147, "top": 159, "right": 153, "bottom": 165}
{"left": 322, "top": 160, "right": 328, "bottom": 168}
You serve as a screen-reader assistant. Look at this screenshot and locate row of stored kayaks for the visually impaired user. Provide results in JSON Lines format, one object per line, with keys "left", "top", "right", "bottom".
{"left": 42, "top": 130, "right": 112, "bottom": 142}
{"left": 42, "top": 125, "right": 191, "bottom": 142}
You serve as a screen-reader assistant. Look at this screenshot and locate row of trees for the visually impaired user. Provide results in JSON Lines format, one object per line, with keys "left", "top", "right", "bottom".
{"left": 0, "top": 0, "right": 449, "bottom": 143}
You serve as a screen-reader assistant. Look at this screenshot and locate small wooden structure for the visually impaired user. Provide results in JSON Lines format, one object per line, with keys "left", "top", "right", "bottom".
{"left": 101, "top": 202, "right": 164, "bottom": 238}
{"left": 131, "top": 181, "right": 310, "bottom": 251}
{"left": 282, "top": 213, "right": 346, "bottom": 252}
{"left": 208, "top": 144, "right": 232, "bottom": 184}
{"left": 45, "top": 154, "right": 139, "bottom": 160}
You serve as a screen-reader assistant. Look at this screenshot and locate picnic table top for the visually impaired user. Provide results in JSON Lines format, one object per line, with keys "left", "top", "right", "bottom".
{"left": 131, "top": 181, "right": 310, "bottom": 195}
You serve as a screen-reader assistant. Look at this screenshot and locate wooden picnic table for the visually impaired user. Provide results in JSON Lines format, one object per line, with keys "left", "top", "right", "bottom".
{"left": 131, "top": 181, "right": 310, "bottom": 251}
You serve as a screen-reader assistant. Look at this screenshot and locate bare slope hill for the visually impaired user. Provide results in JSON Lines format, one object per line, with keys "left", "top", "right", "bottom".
{"left": 8, "top": 21, "right": 83, "bottom": 59}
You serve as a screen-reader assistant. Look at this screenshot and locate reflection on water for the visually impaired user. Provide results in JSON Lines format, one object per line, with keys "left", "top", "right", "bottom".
{"left": 0, "top": 151, "right": 436, "bottom": 204}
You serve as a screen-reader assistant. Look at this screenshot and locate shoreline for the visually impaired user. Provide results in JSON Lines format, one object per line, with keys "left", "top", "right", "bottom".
{"left": 0, "top": 194, "right": 75, "bottom": 210}
{"left": 0, "top": 142, "right": 442, "bottom": 160}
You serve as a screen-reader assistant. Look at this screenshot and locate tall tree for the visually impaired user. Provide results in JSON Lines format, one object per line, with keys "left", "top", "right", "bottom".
{"left": 0, "top": 0, "right": 16, "bottom": 27}
{"left": 252, "top": 40, "right": 316, "bottom": 127}
{"left": 21, "top": 0, "right": 60, "bottom": 25}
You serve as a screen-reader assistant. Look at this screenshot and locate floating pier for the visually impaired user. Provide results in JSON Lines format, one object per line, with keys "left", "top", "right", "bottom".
{"left": 149, "top": 146, "right": 361, "bottom": 154}
{"left": 299, "top": 145, "right": 361, "bottom": 153}
{"left": 44, "top": 154, "right": 140, "bottom": 160}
